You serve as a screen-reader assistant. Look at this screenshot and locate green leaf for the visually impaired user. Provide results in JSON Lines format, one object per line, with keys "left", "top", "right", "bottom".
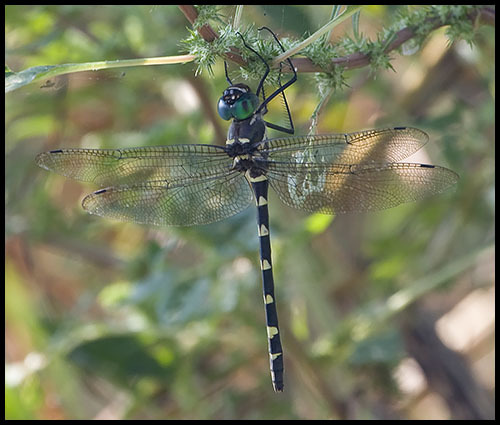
{"left": 68, "top": 334, "right": 172, "bottom": 383}
{"left": 5, "top": 65, "right": 57, "bottom": 93}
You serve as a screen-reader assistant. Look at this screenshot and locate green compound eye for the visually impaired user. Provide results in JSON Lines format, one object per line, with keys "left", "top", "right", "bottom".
{"left": 217, "top": 97, "right": 232, "bottom": 121}
{"left": 232, "top": 93, "right": 259, "bottom": 120}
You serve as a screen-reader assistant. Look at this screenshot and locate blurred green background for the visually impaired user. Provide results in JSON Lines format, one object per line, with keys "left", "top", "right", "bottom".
{"left": 5, "top": 5, "right": 494, "bottom": 420}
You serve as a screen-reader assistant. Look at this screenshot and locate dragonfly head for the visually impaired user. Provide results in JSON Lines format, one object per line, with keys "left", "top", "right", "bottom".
{"left": 218, "top": 83, "right": 260, "bottom": 121}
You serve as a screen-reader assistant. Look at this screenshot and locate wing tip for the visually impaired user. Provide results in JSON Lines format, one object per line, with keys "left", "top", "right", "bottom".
{"left": 35, "top": 151, "right": 51, "bottom": 170}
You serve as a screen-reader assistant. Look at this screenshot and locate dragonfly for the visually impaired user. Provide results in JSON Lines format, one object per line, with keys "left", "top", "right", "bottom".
{"left": 36, "top": 27, "right": 458, "bottom": 392}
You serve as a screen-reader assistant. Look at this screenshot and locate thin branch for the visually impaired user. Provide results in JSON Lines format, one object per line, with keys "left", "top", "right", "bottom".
{"left": 179, "top": 5, "right": 494, "bottom": 74}
{"left": 178, "top": 5, "right": 218, "bottom": 42}
{"left": 178, "top": 5, "right": 247, "bottom": 67}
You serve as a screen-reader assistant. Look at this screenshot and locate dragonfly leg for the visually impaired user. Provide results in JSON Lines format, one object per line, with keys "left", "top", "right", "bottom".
{"left": 257, "top": 26, "right": 297, "bottom": 134}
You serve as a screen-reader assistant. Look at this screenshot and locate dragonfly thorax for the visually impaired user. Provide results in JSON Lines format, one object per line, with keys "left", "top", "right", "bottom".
{"left": 225, "top": 136, "right": 267, "bottom": 178}
{"left": 226, "top": 113, "right": 266, "bottom": 148}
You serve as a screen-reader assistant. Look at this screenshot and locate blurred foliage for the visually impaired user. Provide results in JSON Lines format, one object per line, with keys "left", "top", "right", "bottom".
{"left": 5, "top": 5, "right": 494, "bottom": 420}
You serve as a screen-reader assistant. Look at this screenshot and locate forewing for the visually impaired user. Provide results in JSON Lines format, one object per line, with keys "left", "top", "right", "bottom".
{"left": 36, "top": 144, "right": 232, "bottom": 186}
{"left": 263, "top": 127, "right": 429, "bottom": 164}
{"left": 267, "top": 162, "right": 458, "bottom": 214}
{"left": 82, "top": 172, "right": 253, "bottom": 226}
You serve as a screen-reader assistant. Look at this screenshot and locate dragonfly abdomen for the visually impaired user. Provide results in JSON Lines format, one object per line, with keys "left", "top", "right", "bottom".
{"left": 250, "top": 178, "right": 284, "bottom": 392}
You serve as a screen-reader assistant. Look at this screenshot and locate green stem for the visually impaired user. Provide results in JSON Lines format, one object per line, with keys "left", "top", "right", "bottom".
{"left": 272, "top": 5, "right": 363, "bottom": 66}
{"left": 5, "top": 55, "right": 195, "bottom": 93}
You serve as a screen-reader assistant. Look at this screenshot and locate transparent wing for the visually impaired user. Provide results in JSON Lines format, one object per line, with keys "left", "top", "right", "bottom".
{"left": 36, "top": 144, "right": 232, "bottom": 186}
{"left": 262, "top": 127, "right": 429, "bottom": 164}
{"left": 82, "top": 172, "right": 253, "bottom": 226}
{"left": 267, "top": 162, "right": 458, "bottom": 214}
